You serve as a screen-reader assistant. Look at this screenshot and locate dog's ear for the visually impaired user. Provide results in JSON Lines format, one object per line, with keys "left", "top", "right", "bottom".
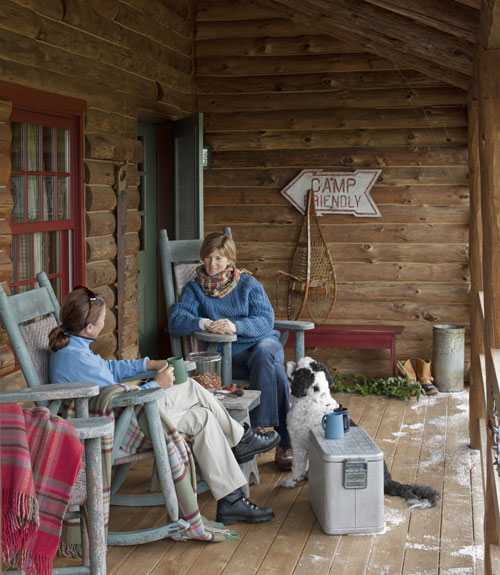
{"left": 310, "top": 361, "right": 334, "bottom": 388}
{"left": 286, "top": 361, "right": 297, "bottom": 380}
{"left": 291, "top": 368, "right": 314, "bottom": 397}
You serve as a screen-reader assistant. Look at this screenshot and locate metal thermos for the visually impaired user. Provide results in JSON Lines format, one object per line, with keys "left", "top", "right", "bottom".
{"left": 432, "top": 324, "right": 465, "bottom": 392}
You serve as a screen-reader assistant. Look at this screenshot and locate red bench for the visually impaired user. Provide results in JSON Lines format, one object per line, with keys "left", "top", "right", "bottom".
{"left": 286, "top": 325, "right": 404, "bottom": 375}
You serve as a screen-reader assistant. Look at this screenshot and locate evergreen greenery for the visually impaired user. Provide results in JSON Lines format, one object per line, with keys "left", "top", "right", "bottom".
{"left": 331, "top": 373, "right": 423, "bottom": 401}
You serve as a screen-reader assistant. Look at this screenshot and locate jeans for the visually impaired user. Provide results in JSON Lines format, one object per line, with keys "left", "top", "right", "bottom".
{"left": 232, "top": 336, "right": 290, "bottom": 448}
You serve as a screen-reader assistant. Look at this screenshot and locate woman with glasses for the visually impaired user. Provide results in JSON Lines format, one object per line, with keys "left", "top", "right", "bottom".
{"left": 49, "top": 287, "right": 279, "bottom": 531}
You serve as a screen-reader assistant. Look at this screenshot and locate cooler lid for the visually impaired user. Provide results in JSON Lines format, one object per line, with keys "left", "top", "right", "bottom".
{"left": 310, "top": 426, "right": 383, "bottom": 462}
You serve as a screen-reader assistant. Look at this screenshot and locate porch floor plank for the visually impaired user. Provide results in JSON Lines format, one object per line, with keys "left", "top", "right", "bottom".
{"left": 55, "top": 391, "right": 483, "bottom": 575}
{"left": 439, "top": 393, "right": 477, "bottom": 575}
{"left": 402, "top": 393, "right": 447, "bottom": 575}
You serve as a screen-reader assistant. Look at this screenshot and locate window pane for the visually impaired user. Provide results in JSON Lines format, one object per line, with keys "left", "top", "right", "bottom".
{"left": 11, "top": 123, "right": 24, "bottom": 171}
{"left": 27, "top": 124, "right": 41, "bottom": 172}
{"left": 11, "top": 231, "right": 64, "bottom": 300}
{"left": 27, "top": 176, "right": 41, "bottom": 221}
{"left": 57, "top": 176, "right": 70, "bottom": 219}
{"left": 43, "top": 126, "right": 69, "bottom": 172}
{"left": 11, "top": 175, "right": 25, "bottom": 222}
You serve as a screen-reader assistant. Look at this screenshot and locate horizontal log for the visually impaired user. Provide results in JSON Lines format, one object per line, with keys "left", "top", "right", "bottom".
{"left": 0, "top": 102, "right": 12, "bottom": 122}
{"left": 335, "top": 282, "right": 469, "bottom": 304}
{"left": 114, "top": 2, "right": 192, "bottom": 56}
{"left": 196, "top": 35, "right": 361, "bottom": 58}
{"left": 206, "top": 204, "right": 469, "bottom": 225}
{"left": 282, "top": 300, "right": 470, "bottom": 323}
{"left": 0, "top": 0, "right": 41, "bottom": 39}
{"left": 0, "top": 27, "right": 158, "bottom": 100}
{"left": 205, "top": 128, "right": 467, "bottom": 151}
{"left": 197, "top": 69, "right": 446, "bottom": 94}
{"left": 198, "top": 88, "right": 467, "bottom": 112}
{"left": 204, "top": 166, "right": 468, "bottom": 187}
{"left": 86, "top": 186, "right": 116, "bottom": 211}
{"left": 0, "top": 57, "right": 136, "bottom": 117}
{"left": 85, "top": 134, "right": 138, "bottom": 162}
{"left": 85, "top": 161, "right": 114, "bottom": 186}
{"left": 37, "top": 16, "right": 193, "bottom": 91}
{"left": 237, "top": 241, "right": 468, "bottom": 264}
{"left": 86, "top": 211, "right": 115, "bottom": 236}
{"left": 124, "top": 254, "right": 139, "bottom": 275}
{"left": 268, "top": 279, "right": 469, "bottom": 304}
{"left": 0, "top": 369, "right": 27, "bottom": 391}
{"left": 206, "top": 223, "right": 468, "bottom": 243}
{"left": 208, "top": 148, "right": 468, "bottom": 170}
{"left": 123, "top": 0, "right": 192, "bottom": 38}
{"left": 249, "top": 259, "right": 469, "bottom": 283}
{"left": 93, "top": 331, "right": 117, "bottom": 358}
{"left": 86, "top": 109, "right": 137, "bottom": 138}
{"left": 93, "top": 284, "right": 115, "bottom": 308}
{"left": 86, "top": 260, "right": 117, "bottom": 288}
{"left": 127, "top": 186, "right": 140, "bottom": 209}
{"left": 206, "top": 185, "right": 470, "bottom": 207}
{"left": 197, "top": 53, "right": 406, "bottom": 76}
{"left": 196, "top": 18, "right": 321, "bottom": 41}
{"left": 127, "top": 164, "right": 140, "bottom": 187}
{"left": 205, "top": 107, "right": 467, "bottom": 132}
{"left": 87, "top": 234, "right": 117, "bottom": 261}
{"left": 197, "top": 0, "right": 278, "bottom": 21}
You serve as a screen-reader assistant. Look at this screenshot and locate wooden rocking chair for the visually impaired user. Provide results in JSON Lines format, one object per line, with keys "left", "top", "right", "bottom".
{"left": 0, "top": 386, "right": 113, "bottom": 575}
{"left": 0, "top": 275, "right": 188, "bottom": 548}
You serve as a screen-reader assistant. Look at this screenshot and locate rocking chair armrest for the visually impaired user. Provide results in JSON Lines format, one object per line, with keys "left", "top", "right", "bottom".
{"left": 111, "top": 386, "right": 167, "bottom": 408}
{"left": 193, "top": 331, "right": 237, "bottom": 343}
{"left": 274, "top": 320, "right": 315, "bottom": 332}
{"left": 72, "top": 416, "right": 115, "bottom": 440}
{"left": 0, "top": 383, "right": 99, "bottom": 403}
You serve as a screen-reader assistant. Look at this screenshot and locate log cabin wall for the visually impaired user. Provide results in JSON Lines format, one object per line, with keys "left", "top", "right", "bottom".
{"left": 0, "top": 0, "right": 194, "bottom": 389}
{"left": 196, "top": 1, "right": 471, "bottom": 376}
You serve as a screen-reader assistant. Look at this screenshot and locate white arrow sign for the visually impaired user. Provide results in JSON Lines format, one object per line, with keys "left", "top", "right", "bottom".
{"left": 281, "top": 169, "right": 382, "bottom": 217}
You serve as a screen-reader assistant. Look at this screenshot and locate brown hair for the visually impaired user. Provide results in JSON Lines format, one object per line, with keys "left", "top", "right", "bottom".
{"left": 49, "top": 287, "right": 106, "bottom": 352}
{"left": 200, "top": 232, "right": 237, "bottom": 263}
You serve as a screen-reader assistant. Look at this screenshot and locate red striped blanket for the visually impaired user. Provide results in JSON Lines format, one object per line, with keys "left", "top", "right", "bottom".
{"left": 1, "top": 404, "right": 83, "bottom": 575}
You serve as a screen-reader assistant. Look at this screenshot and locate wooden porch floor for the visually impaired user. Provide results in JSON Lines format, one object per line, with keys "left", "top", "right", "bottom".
{"left": 63, "top": 391, "right": 484, "bottom": 575}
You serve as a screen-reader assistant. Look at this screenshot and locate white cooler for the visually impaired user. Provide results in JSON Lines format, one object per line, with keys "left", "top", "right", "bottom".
{"left": 308, "top": 426, "right": 384, "bottom": 535}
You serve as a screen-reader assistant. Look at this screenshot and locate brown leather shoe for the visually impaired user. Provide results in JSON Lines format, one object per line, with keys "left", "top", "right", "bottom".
{"left": 397, "top": 359, "right": 417, "bottom": 382}
{"left": 275, "top": 446, "right": 293, "bottom": 471}
{"left": 415, "top": 358, "right": 438, "bottom": 395}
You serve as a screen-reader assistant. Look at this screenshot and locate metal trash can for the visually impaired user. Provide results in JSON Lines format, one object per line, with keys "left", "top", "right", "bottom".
{"left": 432, "top": 324, "right": 465, "bottom": 392}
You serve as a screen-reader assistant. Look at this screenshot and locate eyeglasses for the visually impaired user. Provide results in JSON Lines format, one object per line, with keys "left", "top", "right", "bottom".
{"left": 74, "top": 285, "right": 104, "bottom": 326}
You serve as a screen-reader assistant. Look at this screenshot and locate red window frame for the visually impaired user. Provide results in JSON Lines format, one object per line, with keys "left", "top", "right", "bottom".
{"left": 1, "top": 81, "right": 86, "bottom": 294}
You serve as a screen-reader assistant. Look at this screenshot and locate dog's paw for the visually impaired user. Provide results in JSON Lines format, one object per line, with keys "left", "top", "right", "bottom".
{"left": 279, "top": 476, "right": 298, "bottom": 489}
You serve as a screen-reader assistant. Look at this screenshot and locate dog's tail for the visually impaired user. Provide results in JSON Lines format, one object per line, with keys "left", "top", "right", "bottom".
{"left": 383, "top": 462, "right": 439, "bottom": 507}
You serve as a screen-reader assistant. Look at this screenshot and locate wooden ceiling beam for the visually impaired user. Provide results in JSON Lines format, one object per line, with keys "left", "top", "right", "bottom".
{"left": 295, "top": 0, "right": 474, "bottom": 74}
{"left": 256, "top": 0, "right": 471, "bottom": 89}
{"left": 363, "top": 0, "right": 479, "bottom": 43}
{"left": 480, "top": 0, "right": 500, "bottom": 49}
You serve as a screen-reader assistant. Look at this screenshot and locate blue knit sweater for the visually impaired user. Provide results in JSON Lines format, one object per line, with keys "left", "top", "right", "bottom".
{"left": 169, "top": 274, "right": 278, "bottom": 356}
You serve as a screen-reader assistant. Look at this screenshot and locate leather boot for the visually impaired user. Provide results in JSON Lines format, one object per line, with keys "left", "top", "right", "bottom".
{"left": 232, "top": 424, "right": 280, "bottom": 463}
{"left": 397, "top": 359, "right": 417, "bottom": 382}
{"left": 415, "top": 358, "right": 438, "bottom": 395}
{"left": 216, "top": 488, "right": 274, "bottom": 524}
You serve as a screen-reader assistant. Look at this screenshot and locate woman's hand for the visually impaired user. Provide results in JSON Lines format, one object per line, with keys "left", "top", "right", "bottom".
{"left": 155, "top": 365, "right": 174, "bottom": 389}
{"left": 207, "top": 319, "right": 236, "bottom": 335}
{"left": 146, "top": 359, "right": 168, "bottom": 371}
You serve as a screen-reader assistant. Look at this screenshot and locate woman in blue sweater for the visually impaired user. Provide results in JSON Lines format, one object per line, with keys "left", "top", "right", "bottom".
{"left": 169, "top": 232, "right": 292, "bottom": 471}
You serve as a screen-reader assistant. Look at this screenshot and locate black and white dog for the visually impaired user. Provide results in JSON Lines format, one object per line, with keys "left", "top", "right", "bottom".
{"left": 283, "top": 357, "right": 439, "bottom": 507}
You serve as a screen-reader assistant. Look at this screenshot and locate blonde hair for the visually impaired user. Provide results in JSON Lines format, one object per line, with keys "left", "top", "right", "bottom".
{"left": 200, "top": 232, "right": 237, "bottom": 263}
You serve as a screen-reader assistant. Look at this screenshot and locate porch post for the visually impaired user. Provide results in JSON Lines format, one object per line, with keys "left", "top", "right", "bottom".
{"left": 467, "top": 98, "right": 483, "bottom": 450}
{"left": 478, "top": 44, "right": 500, "bottom": 572}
